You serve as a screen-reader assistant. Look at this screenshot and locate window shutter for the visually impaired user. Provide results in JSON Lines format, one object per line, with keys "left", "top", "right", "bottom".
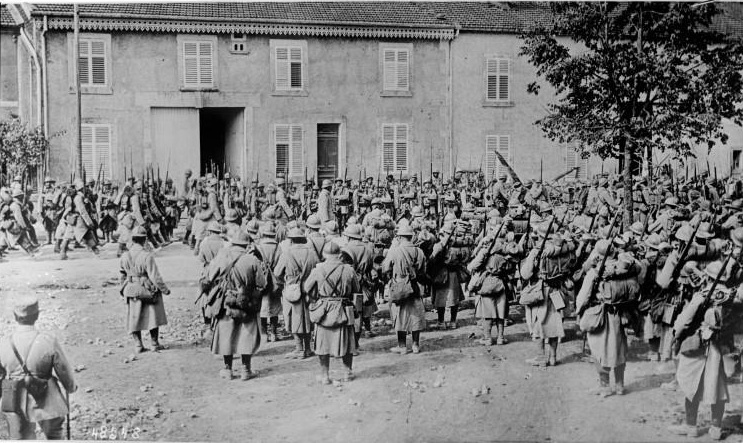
{"left": 198, "top": 42, "right": 213, "bottom": 85}
{"left": 78, "top": 40, "right": 91, "bottom": 85}
{"left": 383, "top": 49, "right": 409, "bottom": 91}
{"left": 382, "top": 124, "right": 395, "bottom": 172}
{"left": 566, "top": 144, "right": 588, "bottom": 180}
{"left": 498, "top": 59, "right": 510, "bottom": 102}
{"left": 90, "top": 40, "right": 106, "bottom": 85}
{"left": 383, "top": 50, "right": 396, "bottom": 91}
{"left": 396, "top": 50, "right": 409, "bottom": 91}
{"left": 290, "top": 125, "right": 303, "bottom": 177}
{"left": 94, "top": 125, "right": 111, "bottom": 178}
{"left": 275, "top": 47, "right": 290, "bottom": 90}
{"left": 275, "top": 124, "right": 290, "bottom": 175}
{"left": 487, "top": 135, "right": 511, "bottom": 178}
{"left": 289, "top": 47, "right": 302, "bottom": 89}
{"left": 183, "top": 42, "right": 199, "bottom": 86}
{"left": 81, "top": 125, "right": 94, "bottom": 178}
{"left": 486, "top": 136, "right": 497, "bottom": 179}
{"left": 395, "top": 124, "right": 408, "bottom": 172}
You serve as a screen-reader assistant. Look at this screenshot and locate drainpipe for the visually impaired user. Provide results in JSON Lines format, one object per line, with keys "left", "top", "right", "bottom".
{"left": 18, "top": 27, "right": 42, "bottom": 130}
{"left": 447, "top": 28, "right": 458, "bottom": 177}
{"left": 42, "top": 16, "right": 48, "bottom": 137}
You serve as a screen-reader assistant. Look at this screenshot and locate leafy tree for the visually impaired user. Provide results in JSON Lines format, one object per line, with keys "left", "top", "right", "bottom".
{"left": 520, "top": 2, "right": 743, "bottom": 222}
{"left": 0, "top": 117, "right": 48, "bottom": 187}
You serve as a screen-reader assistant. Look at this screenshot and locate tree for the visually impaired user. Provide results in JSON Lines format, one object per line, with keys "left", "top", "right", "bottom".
{"left": 0, "top": 117, "right": 48, "bottom": 187}
{"left": 520, "top": 2, "right": 743, "bottom": 224}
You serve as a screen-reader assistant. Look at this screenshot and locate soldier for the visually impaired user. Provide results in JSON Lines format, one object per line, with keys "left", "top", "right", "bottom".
{"left": 119, "top": 226, "right": 171, "bottom": 353}
{"left": 0, "top": 297, "right": 77, "bottom": 439}
{"left": 382, "top": 224, "right": 427, "bottom": 354}
{"left": 520, "top": 219, "right": 577, "bottom": 367}
{"left": 274, "top": 227, "right": 320, "bottom": 359}
{"left": 317, "top": 179, "right": 334, "bottom": 223}
{"left": 577, "top": 251, "right": 641, "bottom": 396}
{"left": 72, "top": 179, "right": 101, "bottom": 256}
{"left": 340, "top": 224, "right": 377, "bottom": 347}
{"left": 204, "top": 231, "right": 266, "bottom": 381}
{"left": 333, "top": 178, "right": 352, "bottom": 229}
{"left": 490, "top": 172, "right": 511, "bottom": 216}
{"left": 7, "top": 188, "right": 39, "bottom": 256}
{"left": 99, "top": 180, "right": 118, "bottom": 243}
{"left": 428, "top": 222, "right": 469, "bottom": 329}
{"left": 305, "top": 241, "right": 360, "bottom": 384}
{"left": 38, "top": 177, "right": 58, "bottom": 245}
{"left": 253, "top": 221, "right": 283, "bottom": 343}
{"left": 274, "top": 178, "right": 295, "bottom": 224}
{"left": 305, "top": 214, "right": 326, "bottom": 261}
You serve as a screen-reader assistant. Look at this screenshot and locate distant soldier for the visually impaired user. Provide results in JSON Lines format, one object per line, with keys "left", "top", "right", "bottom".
{"left": 7, "top": 188, "right": 39, "bottom": 256}
{"left": 305, "top": 241, "right": 360, "bottom": 384}
{"left": 0, "top": 297, "right": 77, "bottom": 439}
{"left": 73, "top": 180, "right": 100, "bottom": 255}
{"left": 99, "top": 180, "right": 118, "bottom": 243}
{"left": 38, "top": 177, "right": 58, "bottom": 245}
{"left": 119, "top": 226, "right": 171, "bottom": 352}
{"left": 317, "top": 179, "right": 334, "bottom": 223}
{"left": 305, "top": 215, "right": 326, "bottom": 261}
{"left": 274, "top": 227, "right": 320, "bottom": 358}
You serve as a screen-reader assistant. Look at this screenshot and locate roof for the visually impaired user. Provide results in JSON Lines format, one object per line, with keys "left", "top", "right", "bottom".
{"left": 414, "top": 2, "right": 557, "bottom": 33}
{"left": 711, "top": 2, "right": 743, "bottom": 40}
{"left": 1, "top": 4, "right": 18, "bottom": 28}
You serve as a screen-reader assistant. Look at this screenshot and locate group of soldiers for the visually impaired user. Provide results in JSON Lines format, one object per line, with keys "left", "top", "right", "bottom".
{"left": 4, "top": 163, "right": 743, "bottom": 439}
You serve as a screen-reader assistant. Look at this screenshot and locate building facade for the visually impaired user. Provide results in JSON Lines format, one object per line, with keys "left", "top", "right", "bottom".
{"left": 1, "top": 2, "right": 741, "bottom": 186}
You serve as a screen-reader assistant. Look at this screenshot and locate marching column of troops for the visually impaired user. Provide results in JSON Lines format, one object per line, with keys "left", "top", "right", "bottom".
{"left": 4, "top": 164, "right": 743, "bottom": 439}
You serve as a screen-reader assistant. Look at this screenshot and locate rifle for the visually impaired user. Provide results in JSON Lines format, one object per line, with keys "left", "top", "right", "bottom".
{"left": 66, "top": 390, "right": 71, "bottom": 439}
{"left": 580, "top": 210, "right": 622, "bottom": 319}
{"left": 476, "top": 217, "right": 508, "bottom": 273}
{"left": 533, "top": 214, "right": 557, "bottom": 270}
{"left": 552, "top": 166, "right": 580, "bottom": 183}
{"left": 540, "top": 158, "right": 543, "bottom": 184}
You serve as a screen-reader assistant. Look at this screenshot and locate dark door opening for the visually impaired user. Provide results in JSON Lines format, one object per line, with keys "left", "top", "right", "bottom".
{"left": 317, "top": 123, "right": 339, "bottom": 182}
{"left": 199, "top": 108, "right": 244, "bottom": 177}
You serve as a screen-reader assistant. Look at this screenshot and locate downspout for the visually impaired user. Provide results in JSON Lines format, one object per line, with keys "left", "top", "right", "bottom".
{"left": 42, "top": 16, "right": 48, "bottom": 137}
{"left": 447, "top": 28, "right": 458, "bottom": 177}
{"left": 18, "top": 26, "right": 42, "bottom": 129}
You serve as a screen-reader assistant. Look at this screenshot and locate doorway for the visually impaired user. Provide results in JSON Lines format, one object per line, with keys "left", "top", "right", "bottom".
{"left": 199, "top": 108, "right": 244, "bottom": 178}
{"left": 317, "top": 123, "right": 340, "bottom": 181}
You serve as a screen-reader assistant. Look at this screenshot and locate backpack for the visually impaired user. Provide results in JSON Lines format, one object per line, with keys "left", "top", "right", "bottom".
{"left": 256, "top": 244, "right": 279, "bottom": 295}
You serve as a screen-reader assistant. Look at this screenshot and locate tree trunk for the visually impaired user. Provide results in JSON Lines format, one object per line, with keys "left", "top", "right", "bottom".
{"left": 622, "top": 138, "right": 634, "bottom": 228}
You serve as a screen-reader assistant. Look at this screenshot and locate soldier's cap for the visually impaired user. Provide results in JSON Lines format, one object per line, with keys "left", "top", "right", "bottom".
{"left": 663, "top": 197, "right": 679, "bottom": 208}
{"left": 630, "top": 221, "right": 644, "bottom": 236}
{"left": 14, "top": 297, "right": 39, "bottom": 320}
{"left": 246, "top": 219, "right": 260, "bottom": 235}
{"left": 725, "top": 199, "right": 743, "bottom": 210}
{"left": 334, "top": 177, "right": 343, "bottom": 182}
{"left": 44, "top": 176, "right": 55, "bottom": 183}
{"left": 371, "top": 197, "right": 382, "bottom": 206}
{"left": 13, "top": 175, "right": 22, "bottom": 182}
{"left": 231, "top": 231, "right": 252, "bottom": 246}
{"left": 257, "top": 183, "right": 265, "bottom": 188}
{"left": 396, "top": 224, "right": 414, "bottom": 237}
{"left": 381, "top": 196, "right": 393, "bottom": 205}
{"left": 674, "top": 224, "right": 694, "bottom": 242}
{"left": 87, "top": 178, "right": 96, "bottom": 185}
{"left": 696, "top": 222, "right": 715, "bottom": 239}
{"left": 11, "top": 187, "right": 24, "bottom": 198}
{"left": 703, "top": 260, "right": 727, "bottom": 280}
{"left": 423, "top": 180, "right": 432, "bottom": 185}
{"left": 321, "top": 179, "right": 333, "bottom": 189}
{"left": 207, "top": 221, "right": 222, "bottom": 233}
{"left": 444, "top": 195, "right": 457, "bottom": 203}
{"left": 225, "top": 209, "right": 240, "bottom": 223}
{"left": 498, "top": 172, "right": 507, "bottom": 180}
{"left": 324, "top": 220, "right": 339, "bottom": 235}
{"left": 104, "top": 179, "right": 112, "bottom": 185}
{"left": 287, "top": 227, "right": 306, "bottom": 239}
{"left": 411, "top": 206, "right": 424, "bottom": 217}
{"left": 323, "top": 241, "right": 341, "bottom": 257}
{"left": 644, "top": 233, "right": 663, "bottom": 250}
{"left": 346, "top": 216, "right": 358, "bottom": 226}
{"left": 73, "top": 179, "right": 85, "bottom": 189}
{"left": 306, "top": 215, "right": 322, "bottom": 229}
{"left": 185, "top": 169, "right": 193, "bottom": 175}
{"left": 260, "top": 221, "right": 276, "bottom": 237}
{"left": 343, "top": 224, "right": 363, "bottom": 240}
{"left": 594, "top": 239, "right": 611, "bottom": 256}
{"left": 276, "top": 178, "right": 286, "bottom": 186}
{"left": 131, "top": 226, "right": 148, "bottom": 239}
{"left": 166, "top": 178, "right": 173, "bottom": 184}
{"left": 731, "top": 227, "right": 743, "bottom": 247}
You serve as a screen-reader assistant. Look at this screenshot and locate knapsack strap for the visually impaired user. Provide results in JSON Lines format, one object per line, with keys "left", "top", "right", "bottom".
{"left": 322, "top": 266, "right": 343, "bottom": 298}
{"left": 10, "top": 333, "right": 39, "bottom": 377}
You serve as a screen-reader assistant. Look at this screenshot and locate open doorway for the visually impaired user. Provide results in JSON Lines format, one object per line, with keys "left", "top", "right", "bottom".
{"left": 199, "top": 108, "right": 244, "bottom": 178}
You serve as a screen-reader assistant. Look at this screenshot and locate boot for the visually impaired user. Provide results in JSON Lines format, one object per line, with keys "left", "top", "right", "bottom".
{"left": 59, "top": 240, "right": 70, "bottom": 260}
{"left": 270, "top": 323, "right": 279, "bottom": 343}
{"left": 183, "top": 230, "right": 191, "bottom": 245}
{"left": 53, "top": 239, "right": 62, "bottom": 254}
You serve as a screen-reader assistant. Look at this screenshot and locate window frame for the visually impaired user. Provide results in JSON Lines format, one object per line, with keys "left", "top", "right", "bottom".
{"left": 379, "top": 42, "right": 413, "bottom": 97}
{"left": 380, "top": 123, "right": 409, "bottom": 173}
{"left": 177, "top": 35, "right": 219, "bottom": 91}
{"left": 483, "top": 55, "right": 513, "bottom": 107}
{"left": 270, "top": 39, "right": 308, "bottom": 97}
{"left": 80, "top": 123, "right": 113, "bottom": 180}
{"left": 485, "top": 135, "right": 512, "bottom": 180}
{"left": 67, "top": 33, "right": 112, "bottom": 95}
{"left": 274, "top": 123, "right": 304, "bottom": 179}
{"left": 565, "top": 143, "right": 589, "bottom": 181}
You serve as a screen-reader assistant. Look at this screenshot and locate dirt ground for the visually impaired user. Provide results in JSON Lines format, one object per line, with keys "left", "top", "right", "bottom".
{"left": 2, "top": 239, "right": 743, "bottom": 442}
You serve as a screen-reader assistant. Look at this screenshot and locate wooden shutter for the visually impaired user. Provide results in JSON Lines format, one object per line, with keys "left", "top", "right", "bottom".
{"left": 486, "top": 58, "right": 510, "bottom": 102}
{"left": 81, "top": 124, "right": 111, "bottom": 179}
{"left": 78, "top": 40, "right": 91, "bottom": 85}
{"left": 275, "top": 124, "right": 290, "bottom": 175}
{"left": 198, "top": 42, "right": 213, "bottom": 85}
{"left": 276, "top": 47, "right": 289, "bottom": 90}
{"left": 289, "top": 47, "right": 303, "bottom": 89}
{"left": 382, "top": 124, "right": 395, "bottom": 172}
{"left": 395, "top": 124, "right": 408, "bottom": 172}
{"left": 383, "top": 49, "right": 409, "bottom": 91}
{"left": 486, "top": 135, "right": 511, "bottom": 178}
{"left": 183, "top": 42, "right": 199, "bottom": 86}
{"left": 90, "top": 40, "right": 106, "bottom": 85}
{"left": 566, "top": 145, "right": 588, "bottom": 180}
{"left": 290, "top": 125, "right": 303, "bottom": 177}
{"left": 81, "top": 125, "right": 94, "bottom": 178}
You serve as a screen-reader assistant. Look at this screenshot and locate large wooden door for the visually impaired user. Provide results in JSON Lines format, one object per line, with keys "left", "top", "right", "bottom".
{"left": 317, "top": 124, "right": 339, "bottom": 181}
{"left": 151, "top": 107, "right": 200, "bottom": 178}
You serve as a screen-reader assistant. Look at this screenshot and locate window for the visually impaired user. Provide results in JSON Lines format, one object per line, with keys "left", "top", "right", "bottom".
{"left": 230, "top": 33, "right": 248, "bottom": 54}
{"left": 566, "top": 145, "right": 589, "bottom": 180}
{"left": 485, "top": 57, "right": 511, "bottom": 104}
{"left": 275, "top": 124, "right": 303, "bottom": 178}
{"left": 81, "top": 124, "right": 112, "bottom": 180}
{"left": 275, "top": 46, "right": 303, "bottom": 91}
{"left": 177, "top": 36, "right": 218, "bottom": 90}
{"left": 381, "top": 124, "right": 408, "bottom": 173}
{"left": 383, "top": 48, "right": 409, "bottom": 91}
{"left": 486, "top": 135, "right": 511, "bottom": 179}
{"left": 67, "top": 33, "right": 112, "bottom": 94}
